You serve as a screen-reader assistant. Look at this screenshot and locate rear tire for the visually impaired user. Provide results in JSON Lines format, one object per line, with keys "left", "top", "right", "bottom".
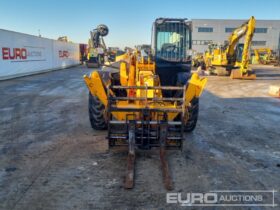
{"left": 184, "top": 98, "right": 199, "bottom": 132}
{"left": 88, "top": 92, "right": 107, "bottom": 130}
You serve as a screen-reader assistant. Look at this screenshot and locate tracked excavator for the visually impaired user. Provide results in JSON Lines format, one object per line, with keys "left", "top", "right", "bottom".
{"left": 83, "top": 18, "right": 207, "bottom": 190}
{"left": 204, "top": 16, "right": 256, "bottom": 79}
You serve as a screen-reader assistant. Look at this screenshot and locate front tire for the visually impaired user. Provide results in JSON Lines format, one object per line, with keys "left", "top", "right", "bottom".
{"left": 184, "top": 98, "right": 199, "bottom": 132}
{"left": 88, "top": 92, "right": 107, "bottom": 130}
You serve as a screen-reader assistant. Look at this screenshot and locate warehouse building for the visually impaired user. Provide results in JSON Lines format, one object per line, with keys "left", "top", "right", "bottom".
{"left": 191, "top": 18, "right": 280, "bottom": 53}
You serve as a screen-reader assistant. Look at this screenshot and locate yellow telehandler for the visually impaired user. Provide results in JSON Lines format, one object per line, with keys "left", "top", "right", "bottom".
{"left": 84, "top": 18, "right": 207, "bottom": 190}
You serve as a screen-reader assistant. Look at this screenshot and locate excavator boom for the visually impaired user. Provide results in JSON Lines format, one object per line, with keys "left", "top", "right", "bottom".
{"left": 226, "top": 20, "right": 250, "bottom": 62}
{"left": 231, "top": 16, "right": 256, "bottom": 79}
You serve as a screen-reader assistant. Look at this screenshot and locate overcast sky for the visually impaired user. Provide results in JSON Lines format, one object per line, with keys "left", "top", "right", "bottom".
{"left": 1, "top": 0, "right": 280, "bottom": 48}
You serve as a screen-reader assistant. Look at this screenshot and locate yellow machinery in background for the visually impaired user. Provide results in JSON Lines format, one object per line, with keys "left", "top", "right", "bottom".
{"left": 202, "top": 43, "right": 219, "bottom": 68}
{"left": 84, "top": 18, "right": 207, "bottom": 190}
{"left": 86, "top": 25, "right": 108, "bottom": 68}
{"left": 204, "top": 16, "right": 256, "bottom": 79}
{"left": 192, "top": 52, "right": 205, "bottom": 68}
{"left": 253, "top": 48, "right": 278, "bottom": 65}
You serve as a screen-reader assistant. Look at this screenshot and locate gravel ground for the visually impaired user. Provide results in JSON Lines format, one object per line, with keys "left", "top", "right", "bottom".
{"left": 0, "top": 65, "right": 279, "bottom": 210}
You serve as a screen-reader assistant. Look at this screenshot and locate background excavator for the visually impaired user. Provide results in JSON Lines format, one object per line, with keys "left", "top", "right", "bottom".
{"left": 203, "top": 16, "right": 256, "bottom": 79}
{"left": 253, "top": 48, "right": 278, "bottom": 65}
{"left": 83, "top": 18, "right": 207, "bottom": 190}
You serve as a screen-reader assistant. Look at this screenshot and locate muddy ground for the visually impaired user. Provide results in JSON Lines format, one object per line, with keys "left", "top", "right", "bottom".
{"left": 0, "top": 65, "right": 279, "bottom": 210}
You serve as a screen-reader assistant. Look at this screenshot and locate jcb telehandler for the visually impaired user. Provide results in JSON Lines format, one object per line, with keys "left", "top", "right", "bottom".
{"left": 84, "top": 18, "right": 207, "bottom": 190}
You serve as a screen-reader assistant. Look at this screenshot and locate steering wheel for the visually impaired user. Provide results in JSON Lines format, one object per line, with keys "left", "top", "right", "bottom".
{"left": 162, "top": 44, "right": 177, "bottom": 53}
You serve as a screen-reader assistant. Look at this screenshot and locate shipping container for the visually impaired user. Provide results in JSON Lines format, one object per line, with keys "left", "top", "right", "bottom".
{"left": 0, "top": 29, "right": 80, "bottom": 80}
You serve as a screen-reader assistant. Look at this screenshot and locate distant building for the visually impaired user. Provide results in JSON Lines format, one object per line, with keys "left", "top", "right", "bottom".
{"left": 191, "top": 19, "right": 280, "bottom": 53}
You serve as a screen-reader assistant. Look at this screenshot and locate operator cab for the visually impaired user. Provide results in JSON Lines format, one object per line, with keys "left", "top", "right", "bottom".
{"left": 236, "top": 43, "right": 244, "bottom": 63}
{"left": 152, "top": 18, "right": 192, "bottom": 87}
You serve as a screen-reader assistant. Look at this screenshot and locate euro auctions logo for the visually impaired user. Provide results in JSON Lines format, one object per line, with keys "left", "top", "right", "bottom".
{"left": 2, "top": 47, "right": 27, "bottom": 60}
{"left": 167, "top": 190, "right": 277, "bottom": 207}
{"left": 59, "top": 50, "right": 69, "bottom": 58}
{"left": 1, "top": 47, "right": 44, "bottom": 61}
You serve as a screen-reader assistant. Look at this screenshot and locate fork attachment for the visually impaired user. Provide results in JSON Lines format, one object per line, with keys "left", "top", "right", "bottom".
{"left": 124, "top": 116, "right": 173, "bottom": 190}
{"left": 124, "top": 121, "right": 136, "bottom": 189}
{"left": 159, "top": 117, "right": 173, "bottom": 190}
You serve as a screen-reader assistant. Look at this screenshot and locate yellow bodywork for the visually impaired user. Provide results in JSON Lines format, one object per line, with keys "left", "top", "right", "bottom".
{"left": 84, "top": 51, "right": 207, "bottom": 122}
{"left": 207, "top": 47, "right": 228, "bottom": 66}
{"left": 116, "top": 53, "right": 129, "bottom": 62}
{"left": 254, "top": 48, "right": 271, "bottom": 64}
{"left": 236, "top": 17, "right": 255, "bottom": 77}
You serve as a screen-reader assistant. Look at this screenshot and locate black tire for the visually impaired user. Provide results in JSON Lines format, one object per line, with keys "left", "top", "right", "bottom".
{"left": 88, "top": 92, "right": 107, "bottom": 130}
{"left": 200, "top": 61, "right": 206, "bottom": 70}
{"left": 184, "top": 98, "right": 199, "bottom": 132}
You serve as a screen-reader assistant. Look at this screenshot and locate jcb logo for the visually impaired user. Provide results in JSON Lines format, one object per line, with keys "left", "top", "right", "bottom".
{"left": 59, "top": 50, "right": 69, "bottom": 58}
{"left": 2, "top": 47, "right": 27, "bottom": 60}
